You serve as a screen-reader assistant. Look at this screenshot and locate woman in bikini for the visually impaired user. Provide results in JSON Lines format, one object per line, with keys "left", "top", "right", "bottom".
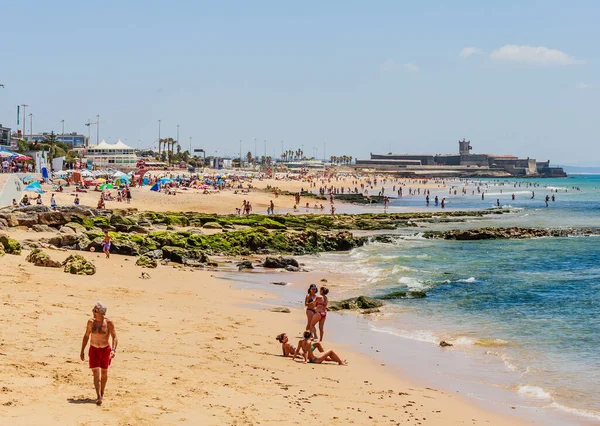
{"left": 293, "top": 331, "right": 346, "bottom": 365}
{"left": 277, "top": 332, "right": 324, "bottom": 359}
{"left": 305, "top": 284, "right": 318, "bottom": 339}
{"left": 308, "top": 286, "right": 329, "bottom": 342}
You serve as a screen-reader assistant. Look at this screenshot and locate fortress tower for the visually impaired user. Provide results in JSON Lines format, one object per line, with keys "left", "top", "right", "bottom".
{"left": 458, "top": 138, "right": 471, "bottom": 155}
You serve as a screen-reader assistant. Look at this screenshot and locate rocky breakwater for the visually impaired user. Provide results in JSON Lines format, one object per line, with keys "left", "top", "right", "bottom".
{"left": 423, "top": 227, "right": 600, "bottom": 240}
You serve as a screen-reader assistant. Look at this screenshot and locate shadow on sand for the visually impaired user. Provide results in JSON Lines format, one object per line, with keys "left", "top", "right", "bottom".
{"left": 67, "top": 397, "right": 97, "bottom": 404}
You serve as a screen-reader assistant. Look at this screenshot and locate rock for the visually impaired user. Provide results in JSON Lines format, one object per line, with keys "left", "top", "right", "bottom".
{"left": 15, "top": 214, "right": 39, "bottom": 227}
{"left": 136, "top": 256, "right": 158, "bottom": 268}
{"left": 376, "top": 291, "right": 427, "bottom": 300}
{"left": 237, "top": 260, "right": 254, "bottom": 271}
{"left": 320, "top": 278, "right": 328, "bottom": 282}
{"left": 439, "top": 341, "right": 453, "bottom": 347}
{"left": 109, "top": 215, "right": 138, "bottom": 227}
{"left": 0, "top": 213, "right": 19, "bottom": 227}
{"left": 25, "top": 248, "right": 62, "bottom": 268}
{"left": 362, "top": 308, "right": 381, "bottom": 314}
{"left": 270, "top": 281, "right": 288, "bottom": 286}
{"left": 38, "top": 211, "right": 67, "bottom": 226}
{"left": 263, "top": 256, "right": 299, "bottom": 269}
{"left": 328, "top": 296, "right": 384, "bottom": 311}
{"left": 62, "top": 222, "right": 87, "bottom": 234}
{"left": 162, "top": 246, "right": 208, "bottom": 265}
{"left": 202, "top": 221, "right": 223, "bottom": 229}
{"left": 0, "top": 234, "right": 22, "bottom": 255}
{"left": 143, "top": 249, "right": 164, "bottom": 260}
{"left": 269, "top": 307, "right": 291, "bottom": 313}
{"left": 62, "top": 254, "right": 96, "bottom": 275}
{"left": 21, "top": 239, "right": 40, "bottom": 250}
{"left": 129, "top": 225, "right": 149, "bottom": 234}
{"left": 32, "top": 224, "right": 54, "bottom": 232}
{"left": 284, "top": 265, "right": 300, "bottom": 272}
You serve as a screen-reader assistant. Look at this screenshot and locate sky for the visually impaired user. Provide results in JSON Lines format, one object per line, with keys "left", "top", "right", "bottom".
{"left": 1, "top": 0, "right": 598, "bottom": 165}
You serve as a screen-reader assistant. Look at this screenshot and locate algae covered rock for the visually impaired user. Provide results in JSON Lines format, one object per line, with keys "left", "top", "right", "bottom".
{"left": 237, "top": 260, "right": 254, "bottom": 270}
{"left": 25, "top": 248, "right": 62, "bottom": 268}
{"left": 328, "top": 296, "right": 383, "bottom": 311}
{"left": 136, "top": 255, "right": 158, "bottom": 268}
{"left": 202, "top": 222, "right": 223, "bottom": 229}
{"left": 376, "top": 290, "right": 427, "bottom": 299}
{"left": 162, "top": 246, "right": 209, "bottom": 265}
{"left": 0, "top": 233, "right": 22, "bottom": 255}
{"left": 62, "top": 254, "right": 96, "bottom": 275}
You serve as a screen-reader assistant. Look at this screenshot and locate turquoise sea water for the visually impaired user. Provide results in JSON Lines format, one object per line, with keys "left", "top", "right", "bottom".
{"left": 306, "top": 175, "right": 600, "bottom": 423}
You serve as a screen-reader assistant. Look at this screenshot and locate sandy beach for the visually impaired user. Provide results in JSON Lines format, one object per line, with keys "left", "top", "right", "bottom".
{"left": 0, "top": 246, "right": 529, "bottom": 426}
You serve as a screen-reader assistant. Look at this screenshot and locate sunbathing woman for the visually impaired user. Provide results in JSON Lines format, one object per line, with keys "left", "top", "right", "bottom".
{"left": 293, "top": 331, "right": 346, "bottom": 365}
{"left": 305, "top": 284, "right": 318, "bottom": 339}
{"left": 308, "top": 287, "right": 329, "bottom": 341}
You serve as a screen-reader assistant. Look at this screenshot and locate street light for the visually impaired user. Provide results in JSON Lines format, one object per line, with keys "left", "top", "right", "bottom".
{"left": 96, "top": 114, "right": 100, "bottom": 144}
{"left": 28, "top": 113, "right": 33, "bottom": 138}
{"left": 61, "top": 120, "right": 65, "bottom": 141}
{"left": 158, "top": 119, "right": 162, "bottom": 155}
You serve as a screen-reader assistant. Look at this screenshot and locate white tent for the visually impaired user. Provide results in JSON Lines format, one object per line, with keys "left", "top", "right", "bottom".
{"left": 113, "top": 171, "right": 127, "bottom": 177}
{"left": 80, "top": 170, "right": 94, "bottom": 177}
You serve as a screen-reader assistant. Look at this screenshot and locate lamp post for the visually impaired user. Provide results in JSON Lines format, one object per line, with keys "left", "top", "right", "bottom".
{"left": 21, "top": 104, "right": 28, "bottom": 138}
{"left": 158, "top": 119, "right": 162, "bottom": 156}
{"left": 189, "top": 136, "right": 192, "bottom": 154}
{"left": 96, "top": 114, "right": 100, "bottom": 144}
{"left": 239, "top": 140, "right": 242, "bottom": 169}
{"left": 176, "top": 124, "right": 180, "bottom": 159}
{"left": 61, "top": 120, "right": 65, "bottom": 140}
{"left": 29, "top": 113, "right": 33, "bottom": 139}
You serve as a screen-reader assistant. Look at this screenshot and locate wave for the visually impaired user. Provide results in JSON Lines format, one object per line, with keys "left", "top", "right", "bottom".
{"left": 456, "top": 277, "right": 477, "bottom": 283}
{"left": 549, "top": 401, "right": 600, "bottom": 421}
{"left": 369, "top": 325, "right": 440, "bottom": 345}
{"left": 398, "top": 276, "right": 428, "bottom": 290}
{"left": 518, "top": 385, "right": 552, "bottom": 400}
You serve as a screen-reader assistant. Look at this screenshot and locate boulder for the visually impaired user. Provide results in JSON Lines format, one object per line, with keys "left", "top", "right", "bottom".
{"left": 136, "top": 256, "right": 158, "bottom": 268}
{"left": 328, "top": 296, "right": 383, "bottom": 312}
{"left": 25, "top": 249, "right": 62, "bottom": 268}
{"left": 0, "top": 244, "right": 4, "bottom": 257}
{"left": 284, "top": 265, "right": 300, "bottom": 272}
{"left": 0, "top": 213, "right": 19, "bottom": 227}
{"left": 237, "top": 260, "right": 254, "bottom": 271}
{"left": 15, "top": 214, "right": 39, "bottom": 227}
{"left": 439, "top": 341, "right": 453, "bottom": 347}
{"left": 62, "top": 222, "right": 87, "bottom": 234}
{"left": 263, "top": 256, "right": 299, "bottom": 269}
{"left": 376, "top": 290, "right": 427, "bottom": 300}
{"left": 162, "top": 246, "right": 208, "bottom": 265}
{"left": 202, "top": 221, "right": 223, "bottom": 229}
{"left": 143, "top": 249, "right": 164, "bottom": 260}
{"left": 110, "top": 215, "right": 138, "bottom": 227}
{"left": 62, "top": 254, "right": 96, "bottom": 275}
{"left": 38, "top": 211, "right": 67, "bottom": 226}
{"left": 0, "top": 234, "right": 22, "bottom": 255}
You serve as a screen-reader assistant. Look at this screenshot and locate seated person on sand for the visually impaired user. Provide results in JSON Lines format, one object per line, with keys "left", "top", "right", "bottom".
{"left": 276, "top": 332, "right": 323, "bottom": 358}
{"left": 97, "top": 197, "right": 105, "bottom": 209}
{"left": 293, "top": 331, "right": 346, "bottom": 365}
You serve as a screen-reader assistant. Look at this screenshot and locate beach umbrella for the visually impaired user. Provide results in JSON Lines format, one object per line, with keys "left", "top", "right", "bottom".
{"left": 96, "top": 177, "right": 107, "bottom": 182}
{"left": 53, "top": 170, "right": 69, "bottom": 177}
{"left": 80, "top": 170, "right": 94, "bottom": 177}
{"left": 21, "top": 175, "right": 35, "bottom": 183}
{"left": 113, "top": 171, "right": 127, "bottom": 178}
{"left": 24, "top": 181, "right": 44, "bottom": 194}
{"left": 99, "top": 183, "right": 115, "bottom": 190}
{"left": 159, "top": 177, "right": 172, "bottom": 184}
{"left": 15, "top": 155, "right": 32, "bottom": 161}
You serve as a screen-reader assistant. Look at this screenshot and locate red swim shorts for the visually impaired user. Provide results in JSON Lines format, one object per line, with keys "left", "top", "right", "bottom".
{"left": 89, "top": 346, "right": 112, "bottom": 369}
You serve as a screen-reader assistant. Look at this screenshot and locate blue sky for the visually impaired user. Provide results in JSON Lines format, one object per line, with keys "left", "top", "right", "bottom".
{"left": 1, "top": 1, "right": 598, "bottom": 164}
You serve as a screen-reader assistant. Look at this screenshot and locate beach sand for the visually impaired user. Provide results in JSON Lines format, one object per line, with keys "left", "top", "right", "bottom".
{"left": 42, "top": 174, "right": 448, "bottom": 215}
{"left": 0, "top": 249, "right": 528, "bottom": 425}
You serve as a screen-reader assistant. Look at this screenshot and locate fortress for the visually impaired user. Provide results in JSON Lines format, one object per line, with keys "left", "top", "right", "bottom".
{"left": 354, "top": 139, "right": 566, "bottom": 177}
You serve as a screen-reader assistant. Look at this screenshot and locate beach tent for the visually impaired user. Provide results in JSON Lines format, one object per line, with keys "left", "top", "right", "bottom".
{"left": 159, "top": 177, "right": 172, "bottom": 184}
{"left": 80, "top": 170, "right": 94, "bottom": 177}
{"left": 24, "top": 181, "right": 44, "bottom": 194}
{"left": 99, "top": 183, "right": 115, "bottom": 190}
{"left": 150, "top": 182, "right": 160, "bottom": 191}
{"left": 113, "top": 171, "right": 127, "bottom": 178}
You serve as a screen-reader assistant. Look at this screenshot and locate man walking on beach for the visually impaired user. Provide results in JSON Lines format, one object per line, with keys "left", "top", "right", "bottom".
{"left": 80, "top": 301, "right": 118, "bottom": 405}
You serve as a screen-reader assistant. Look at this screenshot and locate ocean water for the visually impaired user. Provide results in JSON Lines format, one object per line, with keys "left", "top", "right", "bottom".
{"left": 305, "top": 175, "right": 600, "bottom": 424}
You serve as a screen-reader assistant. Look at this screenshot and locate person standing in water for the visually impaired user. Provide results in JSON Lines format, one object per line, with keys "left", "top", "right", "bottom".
{"left": 80, "top": 301, "right": 118, "bottom": 405}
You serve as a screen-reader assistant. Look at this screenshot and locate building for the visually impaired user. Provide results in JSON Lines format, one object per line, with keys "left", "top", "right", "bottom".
{"left": 25, "top": 132, "right": 87, "bottom": 147}
{"left": 85, "top": 140, "right": 138, "bottom": 170}
{"left": 355, "top": 139, "right": 566, "bottom": 177}
{"left": 0, "top": 125, "right": 10, "bottom": 147}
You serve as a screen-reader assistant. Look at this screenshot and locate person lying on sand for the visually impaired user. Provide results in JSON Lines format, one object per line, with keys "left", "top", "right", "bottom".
{"left": 276, "top": 333, "right": 324, "bottom": 358}
{"left": 293, "top": 331, "right": 347, "bottom": 365}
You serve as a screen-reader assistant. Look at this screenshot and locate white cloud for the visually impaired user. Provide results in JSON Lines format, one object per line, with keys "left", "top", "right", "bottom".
{"left": 380, "top": 59, "right": 419, "bottom": 73}
{"left": 576, "top": 83, "right": 593, "bottom": 89}
{"left": 402, "top": 62, "right": 419, "bottom": 73}
{"left": 460, "top": 47, "right": 483, "bottom": 57}
{"left": 490, "top": 44, "right": 582, "bottom": 65}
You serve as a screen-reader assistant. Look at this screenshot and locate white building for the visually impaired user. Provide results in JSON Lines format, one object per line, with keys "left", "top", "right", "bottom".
{"left": 86, "top": 140, "right": 137, "bottom": 170}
